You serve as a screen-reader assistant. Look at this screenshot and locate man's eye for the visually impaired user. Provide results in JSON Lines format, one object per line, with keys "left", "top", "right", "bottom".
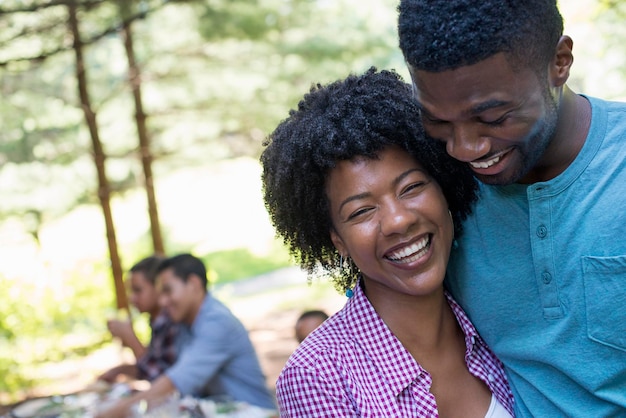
{"left": 418, "top": 108, "right": 438, "bottom": 122}
{"left": 482, "top": 115, "right": 507, "bottom": 126}
{"left": 423, "top": 115, "right": 444, "bottom": 124}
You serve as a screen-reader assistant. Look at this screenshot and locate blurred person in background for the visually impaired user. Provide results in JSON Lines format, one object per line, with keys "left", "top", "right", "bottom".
{"left": 96, "top": 253, "right": 276, "bottom": 418}
{"left": 98, "top": 255, "right": 179, "bottom": 384}
{"left": 294, "top": 310, "right": 328, "bottom": 343}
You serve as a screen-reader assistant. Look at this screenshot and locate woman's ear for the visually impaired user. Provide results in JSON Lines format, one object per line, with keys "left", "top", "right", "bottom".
{"left": 330, "top": 228, "right": 347, "bottom": 257}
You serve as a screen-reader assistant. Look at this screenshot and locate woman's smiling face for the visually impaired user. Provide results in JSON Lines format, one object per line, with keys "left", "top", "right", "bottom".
{"left": 327, "top": 145, "right": 453, "bottom": 300}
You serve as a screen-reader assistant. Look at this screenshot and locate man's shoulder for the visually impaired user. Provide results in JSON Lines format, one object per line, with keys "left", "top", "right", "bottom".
{"left": 587, "top": 95, "right": 626, "bottom": 115}
{"left": 199, "top": 293, "right": 235, "bottom": 317}
{"left": 585, "top": 95, "right": 626, "bottom": 155}
{"left": 193, "top": 294, "right": 247, "bottom": 335}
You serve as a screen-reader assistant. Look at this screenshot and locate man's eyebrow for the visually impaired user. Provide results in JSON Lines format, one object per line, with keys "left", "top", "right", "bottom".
{"left": 470, "top": 99, "right": 509, "bottom": 114}
{"left": 417, "top": 99, "right": 511, "bottom": 120}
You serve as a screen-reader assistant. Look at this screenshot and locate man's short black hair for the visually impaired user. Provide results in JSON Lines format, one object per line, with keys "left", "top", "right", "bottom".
{"left": 398, "top": 0, "right": 563, "bottom": 75}
{"left": 157, "top": 253, "right": 208, "bottom": 290}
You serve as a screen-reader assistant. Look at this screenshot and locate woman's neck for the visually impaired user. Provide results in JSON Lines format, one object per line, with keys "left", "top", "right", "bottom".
{"left": 366, "top": 286, "right": 460, "bottom": 358}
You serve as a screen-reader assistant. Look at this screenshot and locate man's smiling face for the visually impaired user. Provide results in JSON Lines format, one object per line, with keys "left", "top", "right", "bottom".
{"left": 410, "top": 52, "right": 558, "bottom": 185}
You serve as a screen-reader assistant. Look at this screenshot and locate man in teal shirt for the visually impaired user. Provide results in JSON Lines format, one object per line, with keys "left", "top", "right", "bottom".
{"left": 398, "top": 0, "right": 626, "bottom": 415}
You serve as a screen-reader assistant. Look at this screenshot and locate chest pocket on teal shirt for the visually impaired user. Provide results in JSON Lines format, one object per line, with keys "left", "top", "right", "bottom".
{"left": 582, "top": 255, "right": 626, "bottom": 351}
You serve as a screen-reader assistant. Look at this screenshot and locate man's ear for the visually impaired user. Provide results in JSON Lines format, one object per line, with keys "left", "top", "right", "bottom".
{"left": 550, "top": 35, "right": 574, "bottom": 87}
{"left": 188, "top": 273, "right": 204, "bottom": 292}
{"left": 330, "top": 228, "right": 347, "bottom": 257}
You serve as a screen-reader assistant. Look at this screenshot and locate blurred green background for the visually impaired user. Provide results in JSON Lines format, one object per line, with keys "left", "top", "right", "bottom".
{"left": 1, "top": 0, "right": 625, "bottom": 404}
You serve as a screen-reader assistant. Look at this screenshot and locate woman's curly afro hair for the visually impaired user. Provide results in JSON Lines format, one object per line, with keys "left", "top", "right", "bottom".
{"left": 261, "top": 67, "right": 477, "bottom": 291}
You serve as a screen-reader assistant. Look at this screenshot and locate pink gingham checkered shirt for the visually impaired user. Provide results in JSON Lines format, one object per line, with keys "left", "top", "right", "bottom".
{"left": 276, "top": 282, "right": 514, "bottom": 417}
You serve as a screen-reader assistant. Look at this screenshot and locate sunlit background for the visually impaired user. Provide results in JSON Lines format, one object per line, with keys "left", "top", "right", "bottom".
{"left": 0, "top": 0, "right": 624, "bottom": 405}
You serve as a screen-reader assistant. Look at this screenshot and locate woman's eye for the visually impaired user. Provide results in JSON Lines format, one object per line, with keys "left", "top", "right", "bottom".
{"left": 402, "top": 182, "right": 424, "bottom": 195}
{"left": 347, "top": 207, "right": 372, "bottom": 220}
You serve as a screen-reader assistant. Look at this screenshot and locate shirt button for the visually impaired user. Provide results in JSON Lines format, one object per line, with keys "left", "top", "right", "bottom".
{"left": 488, "top": 373, "right": 495, "bottom": 382}
{"left": 536, "top": 225, "right": 548, "bottom": 238}
{"left": 542, "top": 272, "right": 552, "bottom": 284}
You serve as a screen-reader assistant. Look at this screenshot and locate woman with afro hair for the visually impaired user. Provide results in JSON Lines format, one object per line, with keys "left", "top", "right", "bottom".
{"left": 261, "top": 67, "right": 514, "bottom": 417}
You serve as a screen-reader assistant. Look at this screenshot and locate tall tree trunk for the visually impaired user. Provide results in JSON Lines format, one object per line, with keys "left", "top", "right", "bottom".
{"left": 68, "top": 1, "right": 129, "bottom": 316}
{"left": 121, "top": 17, "right": 165, "bottom": 256}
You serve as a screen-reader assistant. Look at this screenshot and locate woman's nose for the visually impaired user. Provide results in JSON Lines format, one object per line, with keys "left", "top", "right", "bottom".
{"left": 380, "top": 202, "right": 416, "bottom": 236}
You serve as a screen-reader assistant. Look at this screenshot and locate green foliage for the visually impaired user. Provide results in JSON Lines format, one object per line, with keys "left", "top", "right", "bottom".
{"left": 0, "top": 0, "right": 406, "bottom": 232}
{"left": 0, "top": 235, "right": 293, "bottom": 401}
{"left": 0, "top": 0, "right": 402, "bottom": 399}
{"left": 0, "top": 265, "right": 115, "bottom": 401}
{"left": 202, "top": 240, "right": 293, "bottom": 285}
{"left": 198, "top": 0, "right": 279, "bottom": 40}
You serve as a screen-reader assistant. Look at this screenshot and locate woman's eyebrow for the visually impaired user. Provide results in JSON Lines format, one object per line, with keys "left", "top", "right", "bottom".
{"left": 339, "top": 192, "right": 370, "bottom": 213}
{"left": 338, "top": 167, "right": 426, "bottom": 212}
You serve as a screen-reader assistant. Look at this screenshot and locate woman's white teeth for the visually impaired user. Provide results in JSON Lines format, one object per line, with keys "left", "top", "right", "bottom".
{"left": 470, "top": 154, "right": 501, "bottom": 169}
{"left": 388, "top": 236, "right": 430, "bottom": 263}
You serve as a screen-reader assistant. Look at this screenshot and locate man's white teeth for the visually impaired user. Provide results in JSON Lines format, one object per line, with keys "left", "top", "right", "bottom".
{"left": 470, "top": 154, "right": 501, "bottom": 169}
{"left": 387, "top": 236, "right": 430, "bottom": 263}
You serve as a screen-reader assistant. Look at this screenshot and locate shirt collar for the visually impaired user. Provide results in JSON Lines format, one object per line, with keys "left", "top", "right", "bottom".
{"left": 342, "top": 281, "right": 425, "bottom": 396}
{"left": 151, "top": 311, "right": 169, "bottom": 329}
{"left": 342, "top": 282, "right": 483, "bottom": 397}
{"left": 445, "top": 291, "right": 483, "bottom": 356}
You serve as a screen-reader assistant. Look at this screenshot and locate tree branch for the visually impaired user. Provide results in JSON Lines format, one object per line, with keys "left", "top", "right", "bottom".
{"left": 0, "top": 0, "right": 167, "bottom": 67}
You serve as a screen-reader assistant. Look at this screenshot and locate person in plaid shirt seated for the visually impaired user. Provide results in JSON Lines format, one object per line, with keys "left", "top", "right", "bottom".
{"left": 98, "top": 255, "right": 179, "bottom": 383}
{"left": 261, "top": 68, "right": 515, "bottom": 417}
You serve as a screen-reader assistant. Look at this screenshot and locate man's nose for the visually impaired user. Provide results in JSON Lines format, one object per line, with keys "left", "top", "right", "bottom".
{"left": 446, "top": 124, "right": 490, "bottom": 162}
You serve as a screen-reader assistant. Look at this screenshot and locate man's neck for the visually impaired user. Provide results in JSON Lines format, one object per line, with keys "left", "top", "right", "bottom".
{"left": 520, "top": 87, "right": 591, "bottom": 184}
{"left": 185, "top": 292, "right": 207, "bottom": 326}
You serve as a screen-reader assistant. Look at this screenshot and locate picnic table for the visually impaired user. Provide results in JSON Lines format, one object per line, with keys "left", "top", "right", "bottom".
{"left": 1, "top": 382, "right": 277, "bottom": 418}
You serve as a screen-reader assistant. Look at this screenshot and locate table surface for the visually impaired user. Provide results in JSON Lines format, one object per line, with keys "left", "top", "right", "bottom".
{"left": 1, "top": 387, "right": 278, "bottom": 418}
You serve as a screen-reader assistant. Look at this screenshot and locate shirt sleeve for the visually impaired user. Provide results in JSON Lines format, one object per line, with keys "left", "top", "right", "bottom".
{"left": 276, "top": 365, "right": 359, "bottom": 417}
